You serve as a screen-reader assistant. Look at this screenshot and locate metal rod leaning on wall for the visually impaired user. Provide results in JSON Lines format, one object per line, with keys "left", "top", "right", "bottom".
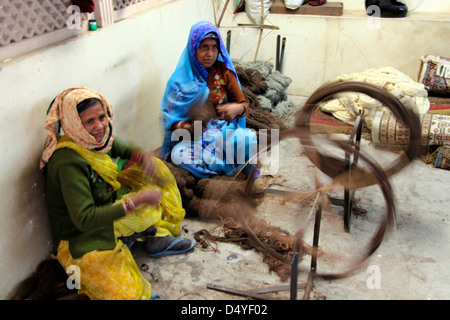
{"left": 226, "top": 30, "right": 231, "bottom": 53}
{"left": 276, "top": 35, "right": 280, "bottom": 71}
{"left": 279, "top": 37, "right": 286, "bottom": 73}
{"left": 276, "top": 35, "right": 286, "bottom": 73}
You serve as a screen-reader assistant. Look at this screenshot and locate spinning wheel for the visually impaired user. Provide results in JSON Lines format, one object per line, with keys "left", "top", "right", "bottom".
{"left": 261, "top": 82, "right": 420, "bottom": 298}
{"left": 208, "top": 82, "right": 421, "bottom": 300}
{"left": 289, "top": 81, "right": 421, "bottom": 298}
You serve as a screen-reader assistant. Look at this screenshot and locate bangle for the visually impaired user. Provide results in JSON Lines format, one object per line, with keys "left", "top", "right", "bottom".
{"left": 240, "top": 105, "right": 245, "bottom": 116}
{"left": 136, "top": 152, "right": 143, "bottom": 164}
{"left": 131, "top": 149, "right": 144, "bottom": 164}
{"left": 122, "top": 198, "right": 136, "bottom": 214}
{"left": 176, "top": 121, "right": 187, "bottom": 129}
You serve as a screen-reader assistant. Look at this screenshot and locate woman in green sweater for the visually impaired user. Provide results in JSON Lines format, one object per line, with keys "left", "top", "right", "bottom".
{"left": 41, "top": 87, "right": 194, "bottom": 300}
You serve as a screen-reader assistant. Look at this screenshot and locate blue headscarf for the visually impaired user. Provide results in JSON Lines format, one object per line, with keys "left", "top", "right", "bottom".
{"left": 160, "top": 21, "right": 246, "bottom": 160}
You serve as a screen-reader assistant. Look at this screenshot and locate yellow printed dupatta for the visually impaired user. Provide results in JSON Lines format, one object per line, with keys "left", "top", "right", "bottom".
{"left": 55, "top": 136, "right": 186, "bottom": 300}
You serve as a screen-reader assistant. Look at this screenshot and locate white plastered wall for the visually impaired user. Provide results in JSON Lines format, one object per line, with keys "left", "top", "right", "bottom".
{"left": 0, "top": 0, "right": 214, "bottom": 299}
{"left": 219, "top": 0, "right": 450, "bottom": 98}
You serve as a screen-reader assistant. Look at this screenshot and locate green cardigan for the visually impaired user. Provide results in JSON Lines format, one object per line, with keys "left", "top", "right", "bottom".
{"left": 45, "top": 138, "right": 135, "bottom": 259}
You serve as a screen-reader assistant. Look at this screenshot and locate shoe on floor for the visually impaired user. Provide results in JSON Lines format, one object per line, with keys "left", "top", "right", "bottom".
{"left": 146, "top": 236, "right": 195, "bottom": 257}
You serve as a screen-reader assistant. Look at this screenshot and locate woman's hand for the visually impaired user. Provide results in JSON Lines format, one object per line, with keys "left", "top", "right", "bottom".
{"left": 139, "top": 151, "right": 157, "bottom": 178}
{"left": 216, "top": 103, "right": 245, "bottom": 121}
{"left": 123, "top": 189, "right": 162, "bottom": 214}
{"left": 131, "top": 190, "right": 162, "bottom": 207}
{"left": 172, "top": 121, "right": 194, "bottom": 133}
{"left": 127, "top": 149, "right": 157, "bottom": 178}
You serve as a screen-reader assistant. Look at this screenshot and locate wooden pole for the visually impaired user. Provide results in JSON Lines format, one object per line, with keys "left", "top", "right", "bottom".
{"left": 212, "top": 0, "right": 218, "bottom": 26}
{"left": 217, "top": 0, "right": 230, "bottom": 28}
{"left": 253, "top": 0, "right": 265, "bottom": 63}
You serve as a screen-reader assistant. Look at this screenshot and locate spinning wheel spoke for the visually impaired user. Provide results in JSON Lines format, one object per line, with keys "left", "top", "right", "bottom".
{"left": 238, "top": 81, "right": 422, "bottom": 299}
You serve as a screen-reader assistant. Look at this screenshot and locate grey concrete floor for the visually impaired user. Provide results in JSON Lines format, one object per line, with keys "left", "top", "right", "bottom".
{"left": 132, "top": 135, "right": 450, "bottom": 300}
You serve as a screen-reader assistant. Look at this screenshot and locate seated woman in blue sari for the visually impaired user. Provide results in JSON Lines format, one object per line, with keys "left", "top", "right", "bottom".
{"left": 160, "top": 21, "right": 258, "bottom": 179}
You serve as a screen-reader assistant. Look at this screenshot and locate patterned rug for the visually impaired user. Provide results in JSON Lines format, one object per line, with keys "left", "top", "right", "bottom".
{"left": 371, "top": 111, "right": 450, "bottom": 146}
{"left": 427, "top": 103, "right": 450, "bottom": 115}
{"left": 309, "top": 108, "right": 353, "bottom": 134}
{"left": 309, "top": 101, "right": 450, "bottom": 146}
{"left": 435, "top": 146, "right": 450, "bottom": 169}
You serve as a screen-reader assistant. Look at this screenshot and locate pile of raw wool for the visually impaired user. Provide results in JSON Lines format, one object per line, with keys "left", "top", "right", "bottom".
{"left": 233, "top": 60, "right": 302, "bottom": 123}
{"left": 319, "top": 67, "right": 430, "bottom": 129}
{"left": 163, "top": 161, "right": 298, "bottom": 280}
{"left": 190, "top": 175, "right": 296, "bottom": 281}
{"left": 163, "top": 160, "right": 270, "bottom": 218}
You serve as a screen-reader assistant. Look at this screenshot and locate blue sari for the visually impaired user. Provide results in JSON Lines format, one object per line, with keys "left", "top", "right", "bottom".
{"left": 160, "top": 21, "right": 257, "bottom": 178}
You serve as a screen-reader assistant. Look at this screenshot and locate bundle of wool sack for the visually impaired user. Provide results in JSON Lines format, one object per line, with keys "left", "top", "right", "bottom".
{"left": 233, "top": 60, "right": 302, "bottom": 122}
{"left": 163, "top": 159, "right": 272, "bottom": 217}
{"left": 318, "top": 67, "right": 430, "bottom": 130}
{"left": 162, "top": 160, "right": 202, "bottom": 217}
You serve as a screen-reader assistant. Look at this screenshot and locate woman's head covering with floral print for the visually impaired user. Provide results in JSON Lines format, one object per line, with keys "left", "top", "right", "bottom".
{"left": 40, "top": 87, "right": 114, "bottom": 169}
